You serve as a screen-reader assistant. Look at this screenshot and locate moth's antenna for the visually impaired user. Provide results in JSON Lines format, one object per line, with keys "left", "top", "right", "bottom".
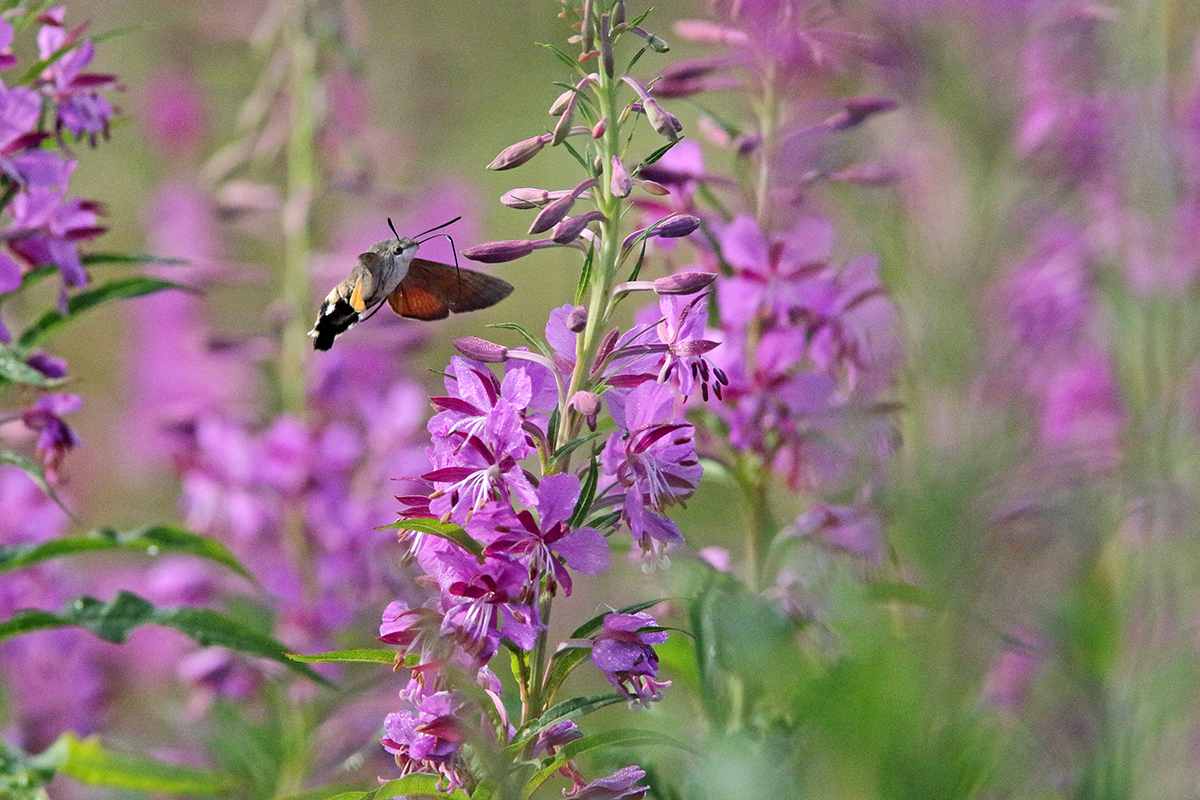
{"left": 387, "top": 217, "right": 401, "bottom": 240}
{"left": 411, "top": 215, "right": 462, "bottom": 240}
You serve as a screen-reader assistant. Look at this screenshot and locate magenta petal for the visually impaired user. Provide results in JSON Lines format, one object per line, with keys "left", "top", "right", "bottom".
{"left": 555, "top": 526, "right": 611, "bottom": 574}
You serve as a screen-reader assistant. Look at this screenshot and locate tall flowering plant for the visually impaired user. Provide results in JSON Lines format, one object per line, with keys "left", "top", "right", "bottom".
{"left": 304, "top": 2, "right": 724, "bottom": 797}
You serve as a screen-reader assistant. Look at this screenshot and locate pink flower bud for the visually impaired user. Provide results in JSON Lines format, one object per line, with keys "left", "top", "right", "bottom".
{"left": 550, "top": 89, "right": 574, "bottom": 116}
{"left": 462, "top": 239, "right": 535, "bottom": 263}
{"left": 825, "top": 96, "right": 898, "bottom": 131}
{"left": 654, "top": 214, "right": 700, "bottom": 238}
{"left": 552, "top": 97, "right": 577, "bottom": 146}
{"left": 501, "top": 187, "right": 562, "bottom": 209}
{"left": 643, "top": 98, "right": 681, "bottom": 142}
{"left": 453, "top": 336, "right": 508, "bottom": 363}
{"left": 567, "top": 305, "right": 588, "bottom": 332}
{"left": 570, "top": 390, "right": 602, "bottom": 431}
{"left": 636, "top": 179, "right": 670, "bottom": 196}
{"left": 653, "top": 271, "right": 715, "bottom": 295}
{"left": 611, "top": 156, "right": 632, "bottom": 198}
{"left": 592, "top": 117, "right": 608, "bottom": 138}
{"left": 529, "top": 193, "right": 577, "bottom": 235}
{"left": 487, "top": 135, "right": 550, "bottom": 170}
{"left": 552, "top": 210, "right": 606, "bottom": 244}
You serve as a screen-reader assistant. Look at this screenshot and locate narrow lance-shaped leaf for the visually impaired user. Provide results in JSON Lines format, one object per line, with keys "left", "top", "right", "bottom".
{"left": 0, "top": 590, "right": 331, "bottom": 685}
{"left": 18, "top": 277, "right": 187, "bottom": 350}
{"left": 54, "top": 733, "right": 238, "bottom": 796}
{"left": 0, "top": 450, "right": 76, "bottom": 521}
{"left": 287, "top": 648, "right": 398, "bottom": 666}
{"left": 377, "top": 517, "right": 485, "bottom": 561}
{"left": 0, "top": 347, "right": 65, "bottom": 387}
{"left": 0, "top": 525, "right": 253, "bottom": 580}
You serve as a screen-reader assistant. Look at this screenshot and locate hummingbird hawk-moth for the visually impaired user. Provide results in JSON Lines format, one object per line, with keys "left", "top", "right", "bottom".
{"left": 308, "top": 216, "right": 513, "bottom": 350}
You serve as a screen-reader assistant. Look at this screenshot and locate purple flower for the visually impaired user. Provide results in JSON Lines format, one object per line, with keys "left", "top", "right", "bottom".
{"left": 382, "top": 691, "right": 471, "bottom": 792}
{"left": 716, "top": 214, "right": 835, "bottom": 327}
{"left": 789, "top": 500, "right": 885, "bottom": 562}
{"left": 433, "top": 549, "right": 540, "bottom": 661}
{"left": 37, "top": 21, "right": 118, "bottom": 144}
{"left": 8, "top": 180, "right": 105, "bottom": 297}
{"left": 483, "top": 473, "right": 611, "bottom": 595}
{"left": 21, "top": 392, "right": 81, "bottom": 479}
{"left": 568, "top": 766, "right": 649, "bottom": 800}
{"left": 652, "top": 292, "right": 725, "bottom": 400}
{"left": 591, "top": 612, "right": 670, "bottom": 708}
{"left": 601, "top": 381, "right": 702, "bottom": 551}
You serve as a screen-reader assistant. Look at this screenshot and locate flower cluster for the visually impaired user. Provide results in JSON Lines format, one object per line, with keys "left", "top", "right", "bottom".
{"left": 0, "top": 8, "right": 119, "bottom": 486}
{"left": 376, "top": 3, "right": 704, "bottom": 792}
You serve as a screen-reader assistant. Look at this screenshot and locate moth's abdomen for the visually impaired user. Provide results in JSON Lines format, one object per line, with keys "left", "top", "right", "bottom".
{"left": 309, "top": 298, "right": 360, "bottom": 351}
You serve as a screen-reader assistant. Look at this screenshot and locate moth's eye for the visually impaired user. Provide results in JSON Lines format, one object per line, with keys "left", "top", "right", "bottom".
{"left": 392, "top": 246, "right": 402, "bottom": 255}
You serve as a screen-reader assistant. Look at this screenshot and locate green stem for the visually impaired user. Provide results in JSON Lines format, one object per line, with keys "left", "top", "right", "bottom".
{"left": 279, "top": 1, "right": 316, "bottom": 420}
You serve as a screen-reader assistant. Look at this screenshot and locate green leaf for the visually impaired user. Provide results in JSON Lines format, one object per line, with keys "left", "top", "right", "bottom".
{"left": 0, "top": 525, "right": 252, "bottom": 579}
{"left": 537, "top": 42, "right": 588, "bottom": 78}
{"left": 508, "top": 692, "right": 625, "bottom": 752}
{"left": 0, "top": 346, "right": 65, "bottom": 387}
{"left": 569, "top": 598, "right": 666, "bottom": 639}
{"left": 640, "top": 139, "right": 680, "bottom": 170}
{"left": 18, "top": 277, "right": 187, "bottom": 349}
{"left": 550, "top": 431, "right": 605, "bottom": 467}
{"left": 574, "top": 240, "right": 596, "bottom": 307}
{"left": 377, "top": 517, "right": 485, "bottom": 561}
{"left": 523, "top": 729, "right": 695, "bottom": 798}
{"left": 559, "top": 137, "right": 591, "bottom": 172}
{"left": 80, "top": 252, "right": 189, "bottom": 267}
{"left": 0, "top": 450, "right": 76, "bottom": 521}
{"left": 0, "top": 590, "right": 331, "bottom": 685}
{"left": 57, "top": 733, "right": 237, "bottom": 795}
{"left": 568, "top": 453, "right": 600, "bottom": 529}
{"left": 16, "top": 265, "right": 57, "bottom": 292}
{"left": 485, "top": 321, "right": 552, "bottom": 359}
{"left": 368, "top": 773, "right": 471, "bottom": 799}
{"left": 287, "top": 648, "right": 397, "bottom": 665}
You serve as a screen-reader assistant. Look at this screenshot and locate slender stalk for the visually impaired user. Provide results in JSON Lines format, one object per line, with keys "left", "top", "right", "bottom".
{"left": 279, "top": 1, "right": 316, "bottom": 420}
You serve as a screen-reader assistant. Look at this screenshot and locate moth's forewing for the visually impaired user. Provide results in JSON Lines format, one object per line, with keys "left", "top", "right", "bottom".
{"left": 387, "top": 258, "right": 514, "bottom": 319}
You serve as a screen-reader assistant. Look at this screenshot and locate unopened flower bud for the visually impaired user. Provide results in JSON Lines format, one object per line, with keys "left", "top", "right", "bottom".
{"left": 570, "top": 390, "right": 603, "bottom": 431}
{"left": 674, "top": 19, "right": 749, "bottom": 46}
{"left": 453, "top": 336, "right": 508, "bottom": 363}
{"left": 529, "top": 193, "right": 577, "bottom": 235}
{"left": 629, "top": 25, "right": 669, "bottom": 52}
{"left": 567, "top": 305, "right": 589, "bottom": 332}
{"left": 643, "top": 98, "right": 681, "bottom": 142}
{"left": 552, "top": 99, "right": 577, "bottom": 146}
{"left": 653, "top": 271, "right": 715, "bottom": 294}
{"left": 582, "top": 0, "right": 595, "bottom": 51}
{"left": 552, "top": 210, "right": 606, "bottom": 244}
{"left": 826, "top": 96, "right": 898, "bottom": 131}
{"left": 462, "top": 239, "right": 535, "bottom": 263}
{"left": 613, "top": 0, "right": 625, "bottom": 26}
{"left": 592, "top": 117, "right": 608, "bottom": 138}
{"left": 636, "top": 179, "right": 670, "bottom": 196}
{"left": 599, "top": 13, "right": 614, "bottom": 78}
{"left": 487, "top": 135, "right": 550, "bottom": 170}
{"left": 550, "top": 89, "right": 574, "bottom": 116}
{"left": 501, "top": 187, "right": 562, "bottom": 209}
{"left": 654, "top": 214, "right": 701, "bottom": 238}
{"left": 611, "top": 155, "right": 632, "bottom": 197}
{"left": 529, "top": 178, "right": 596, "bottom": 235}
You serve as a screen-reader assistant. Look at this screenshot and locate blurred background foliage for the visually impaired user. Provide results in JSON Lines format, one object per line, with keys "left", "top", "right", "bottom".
{"left": 4, "top": 0, "right": 1200, "bottom": 798}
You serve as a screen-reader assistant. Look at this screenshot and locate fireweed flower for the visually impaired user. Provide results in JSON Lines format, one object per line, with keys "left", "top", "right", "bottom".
{"left": 382, "top": 691, "right": 472, "bottom": 792}
{"left": 37, "top": 13, "right": 119, "bottom": 143}
{"left": 21, "top": 391, "right": 81, "bottom": 479}
{"left": 600, "top": 381, "right": 702, "bottom": 554}
{"left": 482, "top": 473, "right": 610, "bottom": 596}
{"left": 590, "top": 612, "right": 671, "bottom": 708}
